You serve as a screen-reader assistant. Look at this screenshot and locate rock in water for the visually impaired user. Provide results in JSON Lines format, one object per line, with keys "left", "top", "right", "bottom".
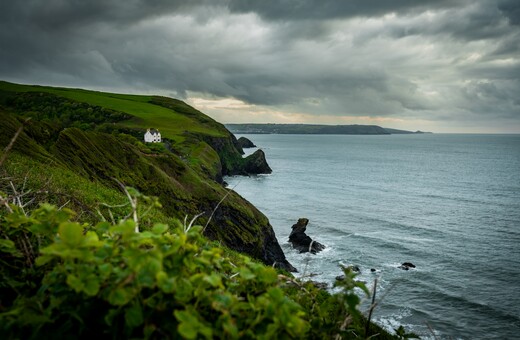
{"left": 242, "top": 149, "right": 272, "bottom": 174}
{"left": 398, "top": 262, "right": 416, "bottom": 270}
{"left": 288, "top": 218, "right": 325, "bottom": 254}
{"left": 237, "top": 136, "right": 256, "bottom": 148}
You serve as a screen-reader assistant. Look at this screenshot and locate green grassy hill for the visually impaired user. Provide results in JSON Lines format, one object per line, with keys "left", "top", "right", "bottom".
{"left": 0, "top": 80, "right": 293, "bottom": 271}
{"left": 0, "top": 81, "right": 227, "bottom": 138}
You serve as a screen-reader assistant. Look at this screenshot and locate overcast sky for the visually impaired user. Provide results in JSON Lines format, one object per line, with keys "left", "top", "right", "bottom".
{"left": 1, "top": 0, "right": 519, "bottom": 132}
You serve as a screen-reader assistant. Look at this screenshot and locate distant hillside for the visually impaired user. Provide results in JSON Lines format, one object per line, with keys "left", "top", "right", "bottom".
{"left": 384, "top": 128, "right": 432, "bottom": 134}
{"left": 226, "top": 123, "right": 389, "bottom": 134}
{"left": 226, "top": 123, "right": 431, "bottom": 135}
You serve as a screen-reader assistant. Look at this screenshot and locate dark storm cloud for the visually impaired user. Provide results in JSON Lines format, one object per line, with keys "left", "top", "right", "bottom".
{"left": 0, "top": 0, "right": 519, "bottom": 131}
{"left": 228, "top": 0, "right": 465, "bottom": 21}
{"left": 498, "top": 0, "right": 520, "bottom": 25}
{"left": 0, "top": 0, "right": 219, "bottom": 29}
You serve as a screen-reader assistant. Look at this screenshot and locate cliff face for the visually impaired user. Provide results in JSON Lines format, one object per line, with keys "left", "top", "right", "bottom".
{"left": 0, "top": 83, "right": 295, "bottom": 272}
{"left": 52, "top": 128, "right": 292, "bottom": 271}
{"left": 196, "top": 134, "right": 272, "bottom": 179}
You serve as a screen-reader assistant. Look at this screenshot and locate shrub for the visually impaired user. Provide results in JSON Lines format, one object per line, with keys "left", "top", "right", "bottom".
{"left": 0, "top": 204, "right": 309, "bottom": 338}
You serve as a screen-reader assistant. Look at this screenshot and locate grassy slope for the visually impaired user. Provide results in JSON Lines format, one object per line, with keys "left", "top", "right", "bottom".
{"left": 0, "top": 81, "right": 289, "bottom": 271}
{"left": 0, "top": 81, "right": 227, "bottom": 142}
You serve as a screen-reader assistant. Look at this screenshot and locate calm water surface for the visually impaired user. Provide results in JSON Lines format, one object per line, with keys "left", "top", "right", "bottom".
{"left": 226, "top": 134, "right": 520, "bottom": 339}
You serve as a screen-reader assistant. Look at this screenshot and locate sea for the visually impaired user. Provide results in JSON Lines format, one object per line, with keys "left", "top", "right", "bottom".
{"left": 225, "top": 133, "right": 520, "bottom": 339}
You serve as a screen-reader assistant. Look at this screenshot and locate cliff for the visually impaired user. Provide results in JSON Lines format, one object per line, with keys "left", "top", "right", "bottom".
{"left": 0, "top": 81, "right": 294, "bottom": 272}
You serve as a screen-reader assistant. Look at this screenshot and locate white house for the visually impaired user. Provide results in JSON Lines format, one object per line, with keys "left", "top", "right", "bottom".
{"left": 144, "top": 128, "right": 161, "bottom": 143}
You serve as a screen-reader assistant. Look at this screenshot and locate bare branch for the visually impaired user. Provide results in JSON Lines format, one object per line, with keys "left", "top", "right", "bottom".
{"left": 96, "top": 208, "right": 107, "bottom": 222}
{"left": 99, "top": 202, "right": 130, "bottom": 209}
{"left": 365, "top": 278, "right": 378, "bottom": 338}
{"left": 114, "top": 179, "right": 139, "bottom": 233}
{"left": 184, "top": 212, "right": 205, "bottom": 233}
{"left": 58, "top": 200, "right": 71, "bottom": 210}
{"left": 0, "top": 193, "right": 13, "bottom": 213}
{"left": 10, "top": 181, "right": 25, "bottom": 215}
{"left": 203, "top": 181, "right": 240, "bottom": 233}
{"left": 0, "top": 122, "right": 26, "bottom": 168}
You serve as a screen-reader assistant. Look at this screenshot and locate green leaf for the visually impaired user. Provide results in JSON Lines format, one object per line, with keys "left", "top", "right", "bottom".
{"left": 151, "top": 223, "right": 168, "bottom": 234}
{"left": 267, "top": 287, "right": 285, "bottom": 302}
{"left": 125, "top": 303, "right": 144, "bottom": 328}
{"left": 144, "top": 324, "right": 156, "bottom": 338}
{"left": 59, "top": 222, "right": 83, "bottom": 247}
{"left": 83, "top": 231, "right": 102, "bottom": 247}
{"left": 258, "top": 267, "right": 278, "bottom": 285}
{"left": 104, "top": 308, "right": 119, "bottom": 326}
{"left": 110, "top": 220, "right": 135, "bottom": 236}
{"left": 35, "top": 254, "right": 53, "bottom": 266}
{"left": 95, "top": 221, "right": 111, "bottom": 234}
{"left": 66, "top": 274, "right": 84, "bottom": 292}
{"left": 98, "top": 263, "right": 113, "bottom": 280}
{"left": 175, "top": 310, "right": 199, "bottom": 339}
{"left": 203, "top": 273, "right": 222, "bottom": 288}
{"left": 174, "top": 278, "right": 193, "bottom": 303}
{"left": 0, "top": 239, "right": 21, "bottom": 256}
{"left": 156, "top": 271, "right": 175, "bottom": 293}
{"left": 175, "top": 310, "right": 211, "bottom": 339}
{"left": 239, "top": 267, "right": 256, "bottom": 280}
{"left": 83, "top": 274, "right": 100, "bottom": 296}
{"left": 108, "top": 288, "right": 133, "bottom": 306}
{"left": 4, "top": 209, "right": 31, "bottom": 228}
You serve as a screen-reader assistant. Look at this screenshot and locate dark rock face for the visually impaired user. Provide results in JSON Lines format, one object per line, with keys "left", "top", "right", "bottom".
{"left": 288, "top": 218, "right": 325, "bottom": 254}
{"left": 237, "top": 136, "right": 256, "bottom": 149}
{"left": 242, "top": 149, "right": 272, "bottom": 174}
{"left": 262, "top": 231, "right": 298, "bottom": 272}
{"left": 399, "top": 262, "right": 416, "bottom": 270}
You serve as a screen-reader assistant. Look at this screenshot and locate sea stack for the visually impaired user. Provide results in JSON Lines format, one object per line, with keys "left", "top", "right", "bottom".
{"left": 237, "top": 136, "right": 257, "bottom": 148}
{"left": 288, "top": 218, "right": 325, "bottom": 254}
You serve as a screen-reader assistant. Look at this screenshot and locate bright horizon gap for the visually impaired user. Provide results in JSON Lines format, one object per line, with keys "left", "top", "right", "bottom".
{"left": 1, "top": 79, "right": 518, "bottom": 134}
{"left": 187, "top": 95, "right": 520, "bottom": 134}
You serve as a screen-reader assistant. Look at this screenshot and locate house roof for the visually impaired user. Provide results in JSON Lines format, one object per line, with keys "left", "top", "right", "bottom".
{"left": 146, "top": 128, "right": 160, "bottom": 134}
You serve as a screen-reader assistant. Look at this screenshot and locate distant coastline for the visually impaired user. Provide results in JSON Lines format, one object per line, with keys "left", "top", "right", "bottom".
{"left": 226, "top": 123, "right": 432, "bottom": 135}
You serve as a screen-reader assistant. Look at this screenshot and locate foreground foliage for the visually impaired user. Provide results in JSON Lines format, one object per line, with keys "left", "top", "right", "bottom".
{"left": 0, "top": 201, "right": 400, "bottom": 339}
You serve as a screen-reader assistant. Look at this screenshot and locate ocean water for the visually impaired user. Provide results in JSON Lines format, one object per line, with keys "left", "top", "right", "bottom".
{"left": 226, "top": 134, "right": 520, "bottom": 339}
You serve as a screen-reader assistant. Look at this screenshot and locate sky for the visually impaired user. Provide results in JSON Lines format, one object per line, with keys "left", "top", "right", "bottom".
{"left": 1, "top": 0, "right": 519, "bottom": 133}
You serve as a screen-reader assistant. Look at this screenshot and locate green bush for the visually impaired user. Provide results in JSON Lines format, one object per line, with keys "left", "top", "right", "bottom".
{"left": 0, "top": 203, "right": 309, "bottom": 338}
{"left": 0, "top": 197, "right": 400, "bottom": 339}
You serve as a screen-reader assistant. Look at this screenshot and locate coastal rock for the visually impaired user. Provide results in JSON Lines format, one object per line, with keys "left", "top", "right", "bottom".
{"left": 288, "top": 218, "right": 325, "bottom": 254}
{"left": 237, "top": 136, "right": 257, "bottom": 148}
{"left": 242, "top": 149, "right": 272, "bottom": 174}
{"left": 398, "top": 262, "right": 416, "bottom": 270}
{"left": 351, "top": 265, "right": 361, "bottom": 273}
{"left": 262, "top": 234, "right": 298, "bottom": 272}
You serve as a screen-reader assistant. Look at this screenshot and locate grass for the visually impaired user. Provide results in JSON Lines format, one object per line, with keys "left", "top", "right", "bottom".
{"left": 0, "top": 81, "right": 227, "bottom": 142}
